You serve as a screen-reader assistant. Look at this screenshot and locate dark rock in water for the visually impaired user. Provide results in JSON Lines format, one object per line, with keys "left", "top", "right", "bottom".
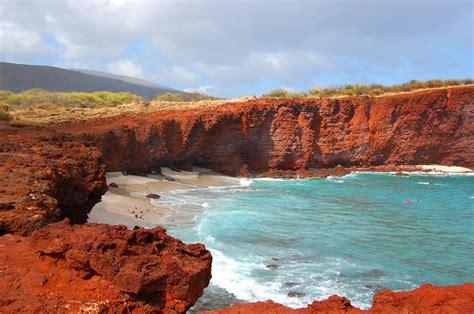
{"left": 164, "top": 176, "right": 176, "bottom": 182}
{"left": 365, "top": 284, "right": 386, "bottom": 293}
{"left": 364, "top": 269, "right": 385, "bottom": 278}
{"left": 146, "top": 193, "right": 160, "bottom": 199}
{"left": 395, "top": 171, "right": 409, "bottom": 177}
{"left": 266, "top": 264, "right": 280, "bottom": 270}
{"left": 109, "top": 182, "right": 119, "bottom": 188}
{"left": 287, "top": 291, "right": 305, "bottom": 298}
{"left": 188, "top": 284, "right": 243, "bottom": 313}
{"left": 282, "top": 282, "right": 298, "bottom": 288}
{"left": 272, "top": 257, "right": 280, "bottom": 261}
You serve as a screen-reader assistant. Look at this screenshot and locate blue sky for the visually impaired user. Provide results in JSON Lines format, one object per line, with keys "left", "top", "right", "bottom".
{"left": 0, "top": 0, "right": 472, "bottom": 98}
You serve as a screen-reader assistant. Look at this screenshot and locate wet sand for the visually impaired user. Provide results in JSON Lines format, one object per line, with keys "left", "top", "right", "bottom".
{"left": 88, "top": 168, "right": 242, "bottom": 228}
{"left": 88, "top": 164, "right": 472, "bottom": 229}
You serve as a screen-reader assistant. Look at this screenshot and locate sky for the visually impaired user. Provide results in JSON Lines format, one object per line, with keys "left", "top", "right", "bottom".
{"left": 0, "top": 0, "right": 472, "bottom": 98}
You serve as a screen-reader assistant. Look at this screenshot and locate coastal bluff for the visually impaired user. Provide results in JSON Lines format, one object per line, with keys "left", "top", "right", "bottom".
{"left": 0, "top": 86, "right": 473, "bottom": 312}
{"left": 52, "top": 85, "right": 473, "bottom": 176}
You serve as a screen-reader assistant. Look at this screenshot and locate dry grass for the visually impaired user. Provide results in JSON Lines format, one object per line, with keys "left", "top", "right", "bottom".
{"left": 9, "top": 96, "right": 257, "bottom": 124}
{"left": 6, "top": 83, "right": 472, "bottom": 125}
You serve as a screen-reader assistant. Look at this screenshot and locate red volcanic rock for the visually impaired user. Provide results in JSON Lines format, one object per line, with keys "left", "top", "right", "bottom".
{"left": 203, "top": 284, "right": 474, "bottom": 314}
{"left": 0, "top": 220, "right": 212, "bottom": 313}
{"left": 49, "top": 86, "right": 472, "bottom": 176}
{"left": 0, "top": 132, "right": 107, "bottom": 235}
{"left": 371, "top": 283, "right": 474, "bottom": 313}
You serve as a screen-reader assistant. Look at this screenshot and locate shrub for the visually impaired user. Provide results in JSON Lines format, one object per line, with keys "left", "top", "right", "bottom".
{"left": 299, "top": 78, "right": 474, "bottom": 99}
{"left": 262, "top": 89, "right": 307, "bottom": 98}
{"left": 0, "top": 90, "right": 142, "bottom": 109}
{"left": 154, "top": 92, "right": 217, "bottom": 102}
{"left": 0, "top": 110, "right": 12, "bottom": 121}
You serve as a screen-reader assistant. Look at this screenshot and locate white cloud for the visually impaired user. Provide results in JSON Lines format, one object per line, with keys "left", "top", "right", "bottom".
{"left": 0, "top": 0, "right": 471, "bottom": 96}
{"left": 184, "top": 85, "right": 213, "bottom": 94}
{"left": 166, "top": 66, "right": 198, "bottom": 84}
{"left": 106, "top": 59, "right": 146, "bottom": 78}
{"left": 0, "top": 22, "right": 55, "bottom": 59}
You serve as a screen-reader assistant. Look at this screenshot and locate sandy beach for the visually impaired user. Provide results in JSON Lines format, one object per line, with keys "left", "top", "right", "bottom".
{"left": 89, "top": 164, "right": 472, "bottom": 229}
{"left": 88, "top": 168, "right": 244, "bottom": 228}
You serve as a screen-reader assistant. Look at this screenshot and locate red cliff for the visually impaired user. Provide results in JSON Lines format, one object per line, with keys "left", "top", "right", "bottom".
{"left": 49, "top": 86, "right": 472, "bottom": 176}
{"left": 0, "top": 86, "right": 472, "bottom": 312}
{"left": 0, "top": 132, "right": 107, "bottom": 235}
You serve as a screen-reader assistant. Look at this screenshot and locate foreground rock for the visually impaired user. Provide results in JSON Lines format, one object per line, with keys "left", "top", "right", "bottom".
{"left": 0, "top": 220, "right": 212, "bottom": 313}
{"left": 0, "top": 132, "right": 107, "bottom": 235}
{"left": 203, "top": 283, "right": 474, "bottom": 313}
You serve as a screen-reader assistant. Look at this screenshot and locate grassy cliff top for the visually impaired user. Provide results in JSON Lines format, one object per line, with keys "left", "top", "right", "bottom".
{"left": 0, "top": 80, "right": 472, "bottom": 125}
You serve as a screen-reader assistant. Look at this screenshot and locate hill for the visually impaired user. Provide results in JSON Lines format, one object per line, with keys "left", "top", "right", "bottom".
{"left": 72, "top": 68, "right": 178, "bottom": 91}
{"left": 0, "top": 62, "right": 179, "bottom": 99}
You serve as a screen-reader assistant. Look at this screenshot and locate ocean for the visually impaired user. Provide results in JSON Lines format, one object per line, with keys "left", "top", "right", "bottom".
{"left": 153, "top": 172, "right": 474, "bottom": 310}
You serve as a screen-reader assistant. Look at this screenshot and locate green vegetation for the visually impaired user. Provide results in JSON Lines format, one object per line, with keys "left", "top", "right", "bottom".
{"left": 0, "top": 89, "right": 142, "bottom": 109}
{"left": 154, "top": 92, "right": 218, "bottom": 102}
{"left": 0, "top": 110, "right": 12, "bottom": 121}
{"left": 262, "top": 79, "right": 473, "bottom": 99}
{"left": 261, "top": 89, "right": 306, "bottom": 98}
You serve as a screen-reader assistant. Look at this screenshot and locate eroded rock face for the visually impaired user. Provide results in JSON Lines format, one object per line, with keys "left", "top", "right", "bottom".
{"left": 202, "top": 284, "right": 474, "bottom": 314}
{"left": 0, "top": 220, "right": 212, "bottom": 313}
{"left": 51, "top": 86, "right": 473, "bottom": 176}
{"left": 0, "top": 132, "right": 107, "bottom": 235}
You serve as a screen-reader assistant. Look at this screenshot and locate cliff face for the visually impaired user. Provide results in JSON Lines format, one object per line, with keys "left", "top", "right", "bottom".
{"left": 0, "top": 128, "right": 213, "bottom": 312}
{"left": 0, "top": 86, "right": 472, "bottom": 312}
{"left": 0, "top": 131, "right": 107, "bottom": 235}
{"left": 55, "top": 86, "right": 472, "bottom": 175}
{"left": 0, "top": 220, "right": 212, "bottom": 313}
{"left": 203, "top": 284, "right": 474, "bottom": 314}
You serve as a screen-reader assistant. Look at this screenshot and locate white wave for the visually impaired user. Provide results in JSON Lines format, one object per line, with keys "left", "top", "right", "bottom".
{"left": 209, "top": 249, "right": 307, "bottom": 308}
{"left": 240, "top": 178, "right": 253, "bottom": 186}
{"left": 327, "top": 176, "right": 344, "bottom": 183}
{"left": 130, "top": 191, "right": 148, "bottom": 197}
{"left": 417, "top": 181, "right": 445, "bottom": 186}
{"left": 202, "top": 202, "right": 209, "bottom": 208}
{"left": 404, "top": 171, "right": 474, "bottom": 177}
{"left": 254, "top": 177, "right": 287, "bottom": 182}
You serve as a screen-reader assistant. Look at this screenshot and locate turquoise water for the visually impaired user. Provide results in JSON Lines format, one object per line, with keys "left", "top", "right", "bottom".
{"left": 160, "top": 173, "right": 474, "bottom": 309}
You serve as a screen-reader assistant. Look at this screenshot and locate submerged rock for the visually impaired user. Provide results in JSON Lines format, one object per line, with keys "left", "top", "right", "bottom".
{"left": 282, "top": 282, "right": 298, "bottom": 288}
{"left": 395, "top": 171, "right": 409, "bottom": 177}
{"left": 109, "top": 182, "right": 119, "bottom": 188}
{"left": 266, "top": 264, "right": 280, "bottom": 270}
{"left": 146, "top": 193, "right": 160, "bottom": 199}
{"left": 287, "top": 291, "right": 305, "bottom": 298}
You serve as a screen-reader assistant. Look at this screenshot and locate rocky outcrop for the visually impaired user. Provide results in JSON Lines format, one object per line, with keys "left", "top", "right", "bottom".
{"left": 203, "top": 283, "right": 474, "bottom": 313}
{"left": 0, "top": 87, "right": 472, "bottom": 312}
{"left": 50, "top": 86, "right": 473, "bottom": 176}
{"left": 0, "top": 220, "right": 212, "bottom": 313}
{"left": 0, "top": 131, "right": 107, "bottom": 235}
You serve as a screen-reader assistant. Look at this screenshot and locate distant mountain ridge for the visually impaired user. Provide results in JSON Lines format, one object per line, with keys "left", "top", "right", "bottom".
{"left": 0, "top": 62, "right": 179, "bottom": 99}
{"left": 71, "top": 69, "right": 178, "bottom": 91}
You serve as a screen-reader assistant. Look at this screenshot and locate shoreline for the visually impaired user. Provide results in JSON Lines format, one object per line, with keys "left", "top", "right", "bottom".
{"left": 88, "top": 164, "right": 473, "bottom": 228}
{"left": 87, "top": 164, "right": 474, "bottom": 312}
{"left": 255, "top": 164, "right": 473, "bottom": 179}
